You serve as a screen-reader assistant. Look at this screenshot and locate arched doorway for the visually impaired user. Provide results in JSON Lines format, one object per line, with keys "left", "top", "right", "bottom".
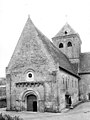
{"left": 27, "top": 94, "right": 37, "bottom": 111}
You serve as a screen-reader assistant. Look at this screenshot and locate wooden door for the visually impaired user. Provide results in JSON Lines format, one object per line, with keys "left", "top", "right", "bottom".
{"left": 33, "top": 101, "right": 37, "bottom": 112}
{"left": 27, "top": 94, "right": 37, "bottom": 111}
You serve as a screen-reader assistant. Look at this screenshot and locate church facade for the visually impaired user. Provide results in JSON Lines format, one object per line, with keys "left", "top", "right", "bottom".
{"left": 6, "top": 17, "right": 90, "bottom": 112}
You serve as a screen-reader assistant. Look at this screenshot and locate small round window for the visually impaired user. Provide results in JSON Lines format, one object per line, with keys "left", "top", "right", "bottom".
{"left": 26, "top": 72, "right": 34, "bottom": 81}
{"left": 28, "top": 73, "right": 32, "bottom": 78}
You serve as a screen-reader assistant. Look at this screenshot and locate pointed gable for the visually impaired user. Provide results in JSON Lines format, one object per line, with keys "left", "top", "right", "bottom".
{"left": 7, "top": 16, "right": 44, "bottom": 72}
{"left": 7, "top": 17, "right": 77, "bottom": 76}
{"left": 54, "top": 23, "right": 76, "bottom": 38}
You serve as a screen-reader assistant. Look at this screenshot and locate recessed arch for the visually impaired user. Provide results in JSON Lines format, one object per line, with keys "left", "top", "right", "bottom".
{"left": 20, "top": 90, "right": 41, "bottom": 112}
{"left": 67, "top": 41, "right": 72, "bottom": 47}
{"left": 59, "top": 43, "right": 63, "bottom": 48}
{"left": 23, "top": 68, "right": 35, "bottom": 75}
{"left": 23, "top": 69, "right": 35, "bottom": 81}
{"left": 21, "top": 90, "right": 40, "bottom": 101}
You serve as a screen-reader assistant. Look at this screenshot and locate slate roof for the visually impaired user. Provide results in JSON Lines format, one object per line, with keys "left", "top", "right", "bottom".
{"left": 79, "top": 52, "right": 90, "bottom": 73}
{"left": 35, "top": 28, "right": 76, "bottom": 75}
{"left": 70, "top": 63, "right": 78, "bottom": 74}
{"left": 7, "top": 16, "right": 77, "bottom": 76}
{"left": 53, "top": 23, "right": 76, "bottom": 38}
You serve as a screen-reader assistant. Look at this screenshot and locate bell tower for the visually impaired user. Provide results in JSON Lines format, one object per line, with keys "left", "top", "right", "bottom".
{"left": 52, "top": 23, "right": 82, "bottom": 65}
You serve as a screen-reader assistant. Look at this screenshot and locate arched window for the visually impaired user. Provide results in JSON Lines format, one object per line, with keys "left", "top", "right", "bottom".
{"left": 75, "top": 80, "right": 77, "bottom": 88}
{"left": 65, "top": 31, "right": 68, "bottom": 35}
{"left": 67, "top": 41, "right": 72, "bottom": 47}
{"left": 59, "top": 43, "right": 63, "bottom": 48}
{"left": 62, "top": 76, "right": 64, "bottom": 84}
{"left": 66, "top": 80, "right": 67, "bottom": 89}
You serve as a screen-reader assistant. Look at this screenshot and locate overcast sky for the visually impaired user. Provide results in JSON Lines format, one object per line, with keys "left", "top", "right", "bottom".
{"left": 0, "top": 0, "right": 90, "bottom": 77}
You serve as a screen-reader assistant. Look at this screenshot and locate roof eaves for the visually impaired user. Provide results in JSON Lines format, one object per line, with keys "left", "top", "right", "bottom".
{"left": 59, "top": 66, "right": 80, "bottom": 79}
{"left": 52, "top": 33, "right": 79, "bottom": 39}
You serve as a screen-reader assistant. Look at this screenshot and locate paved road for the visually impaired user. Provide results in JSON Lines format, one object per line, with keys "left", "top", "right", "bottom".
{"left": 1, "top": 102, "right": 90, "bottom": 120}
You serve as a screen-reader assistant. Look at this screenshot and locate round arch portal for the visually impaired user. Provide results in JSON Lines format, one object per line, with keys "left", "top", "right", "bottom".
{"left": 21, "top": 90, "right": 40, "bottom": 112}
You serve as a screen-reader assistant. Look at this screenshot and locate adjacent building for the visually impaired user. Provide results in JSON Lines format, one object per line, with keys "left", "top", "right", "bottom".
{"left": 0, "top": 78, "right": 6, "bottom": 108}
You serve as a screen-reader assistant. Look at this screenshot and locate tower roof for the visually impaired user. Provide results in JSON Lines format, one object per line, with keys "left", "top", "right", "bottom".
{"left": 54, "top": 23, "right": 76, "bottom": 38}
{"left": 7, "top": 17, "right": 78, "bottom": 76}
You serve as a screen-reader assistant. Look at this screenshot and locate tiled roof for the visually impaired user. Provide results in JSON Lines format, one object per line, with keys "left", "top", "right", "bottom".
{"left": 79, "top": 52, "right": 90, "bottom": 73}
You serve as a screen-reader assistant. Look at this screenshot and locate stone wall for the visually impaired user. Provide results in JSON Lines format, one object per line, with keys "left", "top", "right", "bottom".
{"left": 79, "top": 74, "right": 90, "bottom": 100}
{"left": 6, "top": 64, "right": 57, "bottom": 112}
{"left": 57, "top": 69, "right": 79, "bottom": 110}
{"left": 52, "top": 35, "right": 81, "bottom": 60}
{"left": 0, "top": 78, "right": 6, "bottom": 108}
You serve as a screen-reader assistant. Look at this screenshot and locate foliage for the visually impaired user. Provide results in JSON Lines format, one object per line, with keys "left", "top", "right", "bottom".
{"left": 0, "top": 113, "right": 23, "bottom": 120}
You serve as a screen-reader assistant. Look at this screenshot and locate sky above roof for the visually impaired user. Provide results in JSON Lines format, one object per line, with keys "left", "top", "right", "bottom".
{"left": 0, "top": 0, "right": 90, "bottom": 77}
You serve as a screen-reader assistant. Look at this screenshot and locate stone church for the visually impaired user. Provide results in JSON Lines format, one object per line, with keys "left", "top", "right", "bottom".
{"left": 5, "top": 16, "right": 90, "bottom": 112}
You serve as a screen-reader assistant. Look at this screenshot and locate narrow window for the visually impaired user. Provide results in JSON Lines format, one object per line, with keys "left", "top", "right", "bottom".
{"left": 59, "top": 43, "right": 63, "bottom": 48}
{"left": 62, "top": 76, "right": 64, "bottom": 84}
{"left": 66, "top": 80, "right": 67, "bottom": 89}
{"left": 75, "top": 81, "right": 77, "bottom": 87}
{"left": 63, "top": 78, "right": 64, "bottom": 84}
{"left": 72, "top": 79, "right": 73, "bottom": 87}
{"left": 68, "top": 76, "right": 70, "bottom": 87}
{"left": 67, "top": 41, "right": 72, "bottom": 47}
{"left": 66, "top": 77, "right": 68, "bottom": 88}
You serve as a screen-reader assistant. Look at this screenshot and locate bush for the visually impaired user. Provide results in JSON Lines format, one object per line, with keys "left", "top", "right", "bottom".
{"left": 0, "top": 113, "right": 23, "bottom": 120}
